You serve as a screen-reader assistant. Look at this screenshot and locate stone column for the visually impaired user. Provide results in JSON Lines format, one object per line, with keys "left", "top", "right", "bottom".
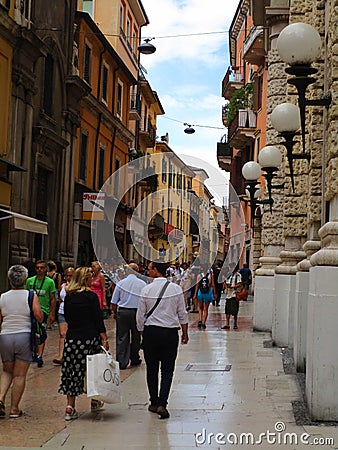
{"left": 58, "top": 111, "right": 79, "bottom": 267}
{"left": 306, "top": 222, "right": 338, "bottom": 420}
{"left": 254, "top": 255, "right": 281, "bottom": 331}
{"left": 10, "top": 71, "right": 36, "bottom": 263}
{"left": 293, "top": 240, "right": 321, "bottom": 372}
{"left": 292, "top": 0, "right": 338, "bottom": 421}
{"left": 273, "top": 249, "right": 305, "bottom": 347}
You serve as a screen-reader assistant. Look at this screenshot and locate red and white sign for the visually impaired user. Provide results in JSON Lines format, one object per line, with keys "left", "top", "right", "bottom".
{"left": 83, "top": 193, "right": 105, "bottom": 220}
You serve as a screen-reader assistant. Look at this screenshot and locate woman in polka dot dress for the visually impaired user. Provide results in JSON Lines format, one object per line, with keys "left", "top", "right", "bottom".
{"left": 58, "top": 267, "right": 109, "bottom": 421}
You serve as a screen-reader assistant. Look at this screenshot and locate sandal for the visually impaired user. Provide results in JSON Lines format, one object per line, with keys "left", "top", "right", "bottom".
{"left": 53, "top": 358, "right": 62, "bottom": 366}
{"left": 9, "top": 410, "right": 23, "bottom": 418}
{"left": 64, "top": 405, "right": 78, "bottom": 421}
{"left": 0, "top": 401, "right": 5, "bottom": 418}
{"left": 91, "top": 399, "right": 104, "bottom": 412}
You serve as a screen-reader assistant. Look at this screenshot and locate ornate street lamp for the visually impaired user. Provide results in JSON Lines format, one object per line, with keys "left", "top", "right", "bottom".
{"left": 270, "top": 102, "right": 309, "bottom": 191}
{"left": 242, "top": 161, "right": 264, "bottom": 232}
{"left": 277, "top": 23, "right": 331, "bottom": 154}
{"left": 242, "top": 146, "right": 283, "bottom": 232}
{"left": 258, "top": 145, "right": 283, "bottom": 211}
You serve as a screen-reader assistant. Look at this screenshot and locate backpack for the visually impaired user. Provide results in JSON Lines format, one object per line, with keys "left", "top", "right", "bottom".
{"left": 199, "top": 273, "right": 210, "bottom": 294}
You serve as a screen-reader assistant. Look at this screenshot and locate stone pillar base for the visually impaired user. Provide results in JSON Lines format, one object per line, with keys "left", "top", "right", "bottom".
{"left": 253, "top": 276, "right": 275, "bottom": 331}
{"left": 293, "top": 271, "right": 309, "bottom": 373}
{"left": 293, "top": 240, "right": 321, "bottom": 373}
{"left": 272, "top": 274, "right": 293, "bottom": 347}
{"left": 306, "top": 266, "right": 338, "bottom": 421}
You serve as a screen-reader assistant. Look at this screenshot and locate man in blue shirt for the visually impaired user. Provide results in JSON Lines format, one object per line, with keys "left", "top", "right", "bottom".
{"left": 112, "top": 263, "right": 146, "bottom": 369}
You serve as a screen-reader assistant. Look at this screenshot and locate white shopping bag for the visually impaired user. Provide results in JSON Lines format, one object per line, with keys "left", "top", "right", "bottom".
{"left": 86, "top": 346, "right": 121, "bottom": 404}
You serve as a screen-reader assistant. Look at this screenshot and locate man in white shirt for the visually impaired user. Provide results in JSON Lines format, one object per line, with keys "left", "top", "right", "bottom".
{"left": 112, "top": 263, "right": 146, "bottom": 369}
{"left": 173, "top": 261, "right": 184, "bottom": 285}
{"left": 136, "top": 260, "right": 189, "bottom": 419}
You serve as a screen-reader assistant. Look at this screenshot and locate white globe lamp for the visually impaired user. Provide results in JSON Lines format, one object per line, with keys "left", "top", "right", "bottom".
{"left": 258, "top": 146, "right": 283, "bottom": 169}
{"left": 242, "top": 161, "right": 261, "bottom": 181}
{"left": 277, "top": 23, "right": 321, "bottom": 65}
{"left": 271, "top": 103, "right": 301, "bottom": 133}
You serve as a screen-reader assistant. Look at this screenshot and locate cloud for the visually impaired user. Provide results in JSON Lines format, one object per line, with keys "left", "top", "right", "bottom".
{"left": 139, "top": 0, "right": 237, "bottom": 188}
{"left": 141, "top": 0, "right": 238, "bottom": 67}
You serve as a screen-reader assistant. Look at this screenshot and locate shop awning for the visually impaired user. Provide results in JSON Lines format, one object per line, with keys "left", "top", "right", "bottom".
{"left": 0, "top": 209, "right": 48, "bottom": 235}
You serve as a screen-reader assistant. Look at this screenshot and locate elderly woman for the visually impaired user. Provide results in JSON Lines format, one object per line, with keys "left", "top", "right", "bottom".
{"left": 0, "top": 265, "right": 43, "bottom": 418}
{"left": 58, "top": 267, "right": 109, "bottom": 421}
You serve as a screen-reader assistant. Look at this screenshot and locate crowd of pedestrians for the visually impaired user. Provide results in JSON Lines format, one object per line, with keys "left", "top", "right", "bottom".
{"left": 0, "top": 256, "right": 251, "bottom": 421}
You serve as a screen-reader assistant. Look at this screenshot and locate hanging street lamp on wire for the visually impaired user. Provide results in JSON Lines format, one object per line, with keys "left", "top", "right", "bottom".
{"left": 138, "top": 38, "right": 156, "bottom": 55}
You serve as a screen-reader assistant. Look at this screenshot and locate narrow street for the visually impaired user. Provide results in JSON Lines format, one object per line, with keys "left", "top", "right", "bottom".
{"left": 1, "top": 297, "right": 337, "bottom": 449}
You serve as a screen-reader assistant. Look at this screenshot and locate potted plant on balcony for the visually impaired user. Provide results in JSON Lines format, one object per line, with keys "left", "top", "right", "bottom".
{"left": 224, "top": 82, "right": 254, "bottom": 127}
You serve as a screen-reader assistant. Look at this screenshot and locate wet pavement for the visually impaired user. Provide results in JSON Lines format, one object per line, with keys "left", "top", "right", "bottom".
{"left": 1, "top": 295, "right": 338, "bottom": 449}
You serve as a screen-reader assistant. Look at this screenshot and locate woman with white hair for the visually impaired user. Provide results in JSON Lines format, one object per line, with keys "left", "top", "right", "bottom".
{"left": 0, "top": 265, "right": 43, "bottom": 418}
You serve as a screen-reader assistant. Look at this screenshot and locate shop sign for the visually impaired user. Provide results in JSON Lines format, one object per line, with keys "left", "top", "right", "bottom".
{"left": 83, "top": 192, "right": 105, "bottom": 220}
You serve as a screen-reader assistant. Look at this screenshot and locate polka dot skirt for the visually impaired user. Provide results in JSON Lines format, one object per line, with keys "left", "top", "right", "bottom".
{"left": 58, "top": 336, "right": 101, "bottom": 397}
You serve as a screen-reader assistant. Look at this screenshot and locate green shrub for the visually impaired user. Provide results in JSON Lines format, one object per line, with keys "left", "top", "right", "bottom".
{"left": 224, "top": 83, "right": 254, "bottom": 126}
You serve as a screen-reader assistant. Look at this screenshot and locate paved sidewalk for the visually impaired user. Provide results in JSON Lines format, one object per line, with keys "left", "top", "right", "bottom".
{"left": 1, "top": 297, "right": 338, "bottom": 449}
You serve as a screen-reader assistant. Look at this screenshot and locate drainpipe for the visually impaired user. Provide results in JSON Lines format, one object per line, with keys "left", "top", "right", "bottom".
{"left": 110, "top": 67, "right": 118, "bottom": 187}
{"left": 93, "top": 113, "right": 102, "bottom": 190}
{"left": 93, "top": 47, "right": 106, "bottom": 189}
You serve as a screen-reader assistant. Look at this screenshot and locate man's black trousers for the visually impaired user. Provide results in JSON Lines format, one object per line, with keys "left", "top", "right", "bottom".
{"left": 142, "top": 325, "right": 179, "bottom": 408}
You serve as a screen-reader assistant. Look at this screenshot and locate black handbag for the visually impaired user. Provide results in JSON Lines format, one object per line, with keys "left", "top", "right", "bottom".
{"left": 27, "top": 291, "right": 47, "bottom": 353}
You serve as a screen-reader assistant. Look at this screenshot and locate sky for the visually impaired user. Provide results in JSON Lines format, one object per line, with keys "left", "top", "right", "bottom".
{"left": 139, "top": 0, "right": 239, "bottom": 205}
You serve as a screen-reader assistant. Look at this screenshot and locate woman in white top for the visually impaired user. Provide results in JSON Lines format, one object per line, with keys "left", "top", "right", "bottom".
{"left": 53, "top": 267, "right": 74, "bottom": 365}
{"left": 0, "top": 265, "right": 43, "bottom": 418}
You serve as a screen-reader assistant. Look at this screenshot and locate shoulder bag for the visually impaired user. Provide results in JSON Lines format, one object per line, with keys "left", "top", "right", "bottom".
{"left": 146, "top": 280, "right": 170, "bottom": 319}
{"left": 140, "top": 281, "right": 170, "bottom": 350}
{"left": 235, "top": 287, "right": 248, "bottom": 301}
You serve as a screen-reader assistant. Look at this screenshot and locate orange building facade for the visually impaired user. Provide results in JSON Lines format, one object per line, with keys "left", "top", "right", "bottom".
{"left": 218, "top": 0, "right": 268, "bottom": 270}
{"left": 73, "top": 11, "right": 137, "bottom": 264}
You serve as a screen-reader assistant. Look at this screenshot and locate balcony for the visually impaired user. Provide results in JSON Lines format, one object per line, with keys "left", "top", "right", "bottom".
{"left": 129, "top": 93, "right": 141, "bottom": 120}
{"left": 222, "top": 67, "right": 244, "bottom": 101}
{"left": 139, "top": 120, "right": 156, "bottom": 147}
{"left": 228, "top": 109, "right": 257, "bottom": 148}
{"left": 243, "top": 26, "right": 266, "bottom": 66}
{"left": 217, "top": 141, "right": 232, "bottom": 172}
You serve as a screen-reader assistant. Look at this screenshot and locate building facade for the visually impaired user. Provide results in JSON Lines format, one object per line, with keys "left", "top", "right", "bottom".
{"left": 0, "top": 0, "right": 79, "bottom": 292}
{"left": 236, "top": 0, "right": 338, "bottom": 421}
{"left": 218, "top": 0, "right": 269, "bottom": 273}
